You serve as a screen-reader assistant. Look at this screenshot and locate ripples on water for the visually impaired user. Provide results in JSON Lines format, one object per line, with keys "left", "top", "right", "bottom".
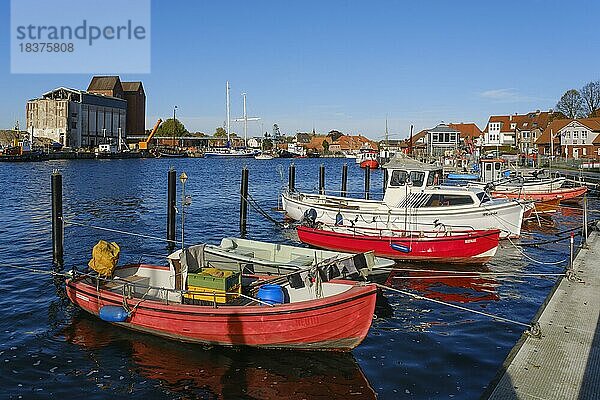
{"left": 0, "top": 158, "right": 595, "bottom": 399}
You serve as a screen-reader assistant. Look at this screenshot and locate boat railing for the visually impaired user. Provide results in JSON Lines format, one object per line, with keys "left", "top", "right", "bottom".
{"left": 70, "top": 269, "right": 276, "bottom": 308}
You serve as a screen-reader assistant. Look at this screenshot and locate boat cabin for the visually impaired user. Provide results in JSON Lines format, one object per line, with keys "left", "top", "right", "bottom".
{"left": 382, "top": 156, "right": 492, "bottom": 208}
{"left": 479, "top": 159, "right": 511, "bottom": 183}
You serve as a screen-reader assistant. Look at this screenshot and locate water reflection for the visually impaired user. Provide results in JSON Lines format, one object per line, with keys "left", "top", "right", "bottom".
{"left": 63, "top": 314, "right": 376, "bottom": 399}
{"left": 385, "top": 265, "right": 500, "bottom": 304}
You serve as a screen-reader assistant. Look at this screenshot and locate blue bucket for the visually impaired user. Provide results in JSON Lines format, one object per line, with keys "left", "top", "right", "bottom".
{"left": 257, "top": 284, "right": 284, "bottom": 305}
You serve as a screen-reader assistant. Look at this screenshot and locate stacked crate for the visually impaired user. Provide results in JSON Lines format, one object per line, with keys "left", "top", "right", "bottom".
{"left": 183, "top": 268, "right": 241, "bottom": 305}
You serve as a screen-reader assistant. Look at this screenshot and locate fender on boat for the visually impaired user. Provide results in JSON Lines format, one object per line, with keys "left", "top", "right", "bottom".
{"left": 390, "top": 243, "right": 411, "bottom": 253}
{"left": 99, "top": 305, "right": 130, "bottom": 322}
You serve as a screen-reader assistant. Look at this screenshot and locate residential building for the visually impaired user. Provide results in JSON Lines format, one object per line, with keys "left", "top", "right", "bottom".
{"left": 482, "top": 110, "right": 562, "bottom": 150}
{"left": 536, "top": 117, "right": 600, "bottom": 160}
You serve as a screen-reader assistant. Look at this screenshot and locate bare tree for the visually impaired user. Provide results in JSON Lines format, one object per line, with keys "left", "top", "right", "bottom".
{"left": 556, "top": 89, "right": 584, "bottom": 118}
{"left": 581, "top": 81, "right": 600, "bottom": 116}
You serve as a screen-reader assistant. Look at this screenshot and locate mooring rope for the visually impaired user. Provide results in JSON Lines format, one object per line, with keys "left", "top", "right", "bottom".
{"left": 503, "top": 235, "right": 568, "bottom": 266}
{"left": 375, "top": 283, "right": 533, "bottom": 329}
{"left": 62, "top": 218, "right": 179, "bottom": 244}
{"left": 243, "top": 192, "right": 287, "bottom": 227}
{"left": 390, "top": 273, "right": 565, "bottom": 279}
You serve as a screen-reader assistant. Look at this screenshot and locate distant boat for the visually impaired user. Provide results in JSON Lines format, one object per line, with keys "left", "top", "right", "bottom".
{"left": 204, "top": 147, "right": 259, "bottom": 158}
{"left": 157, "top": 147, "right": 188, "bottom": 158}
{"left": 255, "top": 153, "right": 274, "bottom": 160}
{"left": 358, "top": 151, "right": 379, "bottom": 169}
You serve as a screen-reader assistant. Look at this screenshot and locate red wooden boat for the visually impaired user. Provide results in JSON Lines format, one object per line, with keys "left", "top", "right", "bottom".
{"left": 491, "top": 185, "right": 587, "bottom": 203}
{"left": 65, "top": 263, "right": 377, "bottom": 352}
{"left": 297, "top": 225, "right": 500, "bottom": 264}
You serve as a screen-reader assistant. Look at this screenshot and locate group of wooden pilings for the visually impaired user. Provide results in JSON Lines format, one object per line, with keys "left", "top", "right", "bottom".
{"left": 288, "top": 162, "right": 387, "bottom": 200}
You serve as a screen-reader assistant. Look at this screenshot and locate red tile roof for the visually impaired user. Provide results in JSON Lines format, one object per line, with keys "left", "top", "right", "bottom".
{"left": 448, "top": 123, "right": 483, "bottom": 139}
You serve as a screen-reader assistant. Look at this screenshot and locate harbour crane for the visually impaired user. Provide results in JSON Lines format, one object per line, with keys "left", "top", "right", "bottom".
{"left": 138, "top": 119, "right": 163, "bottom": 150}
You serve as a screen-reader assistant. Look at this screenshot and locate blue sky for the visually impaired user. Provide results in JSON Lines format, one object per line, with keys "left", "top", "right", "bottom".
{"left": 1, "top": 0, "right": 599, "bottom": 140}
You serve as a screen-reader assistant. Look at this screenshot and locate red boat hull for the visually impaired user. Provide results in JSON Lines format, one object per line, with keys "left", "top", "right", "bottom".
{"left": 360, "top": 159, "right": 379, "bottom": 169}
{"left": 297, "top": 226, "right": 500, "bottom": 264}
{"left": 65, "top": 276, "right": 377, "bottom": 351}
{"left": 492, "top": 186, "right": 587, "bottom": 203}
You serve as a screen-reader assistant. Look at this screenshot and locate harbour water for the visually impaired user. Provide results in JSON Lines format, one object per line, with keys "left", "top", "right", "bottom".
{"left": 0, "top": 158, "right": 595, "bottom": 399}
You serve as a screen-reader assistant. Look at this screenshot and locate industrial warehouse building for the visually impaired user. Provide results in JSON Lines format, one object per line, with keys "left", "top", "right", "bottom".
{"left": 25, "top": 76, "right": 145, "bottom": 149}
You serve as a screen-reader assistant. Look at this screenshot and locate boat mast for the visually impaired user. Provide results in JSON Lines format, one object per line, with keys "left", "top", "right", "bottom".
{"left": 233, "top": 92, "right": 260, "bottom": 148}
{"left": 226, "top": 81, "right": 231, "bottom": 146}
{"left": 243, "top": 93, "right": 248, "bottom": 147}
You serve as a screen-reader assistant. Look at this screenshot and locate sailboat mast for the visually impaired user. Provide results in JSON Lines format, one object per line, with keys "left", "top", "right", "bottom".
{"left": 242, "top": 92, "right": 248, "bottom": 147}
{"left": 226, "top": 81, "right": 231, "bottom": 145}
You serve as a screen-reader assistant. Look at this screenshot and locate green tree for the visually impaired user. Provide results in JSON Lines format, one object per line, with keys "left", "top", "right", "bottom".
{"left": 156, "top": 118, "right": 188, "bottom": 137}
{"left": 322, "top": 139, "right": 330, "bottom": 153}
{"left": 556, "top": 89, "right": 584, "bottom": 118}
{"left": 214, "top": 127, "right": 227, "bottom": 137}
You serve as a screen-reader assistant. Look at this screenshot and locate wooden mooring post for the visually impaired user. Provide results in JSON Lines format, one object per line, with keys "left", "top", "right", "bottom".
{"left": 288, "top": 163, "right": 295, "bottom": 193}
{"left": 51, "top": 170, "right": 63, "bottom": 267}
{"left": 240, "top": 167, "right": 249, "bottom": 234}
{"left": 167, "top": 168, "right": 177, "bottom": 250}
{"left": 364, "top": 165, "right": 371, "bottom": 200}
{"left": 341, "top": 163, "right": 348, "bottom": 197}
{"left": 319, "top": 163, "right": 325, "bottom": 195}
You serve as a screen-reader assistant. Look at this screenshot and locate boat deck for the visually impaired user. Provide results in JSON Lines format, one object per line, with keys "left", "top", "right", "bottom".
{"left": 487, "top": 230, "right": 600, "bottom": 399}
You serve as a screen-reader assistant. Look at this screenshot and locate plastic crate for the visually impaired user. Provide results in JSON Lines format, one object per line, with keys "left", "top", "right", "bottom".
{"left": 183, "top": 284, "right": 241, "bottom": 304}
{"left": 187, "top": 268, "right": 241, "bottom": 291}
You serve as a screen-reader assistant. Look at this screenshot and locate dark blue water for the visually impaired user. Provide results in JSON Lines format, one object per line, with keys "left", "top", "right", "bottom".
{"left": 0, "top": 158, "right": 595, "bottom": 399}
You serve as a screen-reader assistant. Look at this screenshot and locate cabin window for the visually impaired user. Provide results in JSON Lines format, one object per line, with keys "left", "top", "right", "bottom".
{"left": 389, "top": 170, "right": 408, "bottom": 186}
{"left": 425, "top": 194, "right": 474, "bottom": 207}
{"left": 426, "top": 170, "right": 442, "bottom": 186}
{"left": 494, "top": 162, "right": 501, "bottom": 170}
{"left": 409, "top": 171, "right": 426, "bottom": 187}
{"left": 485, "top": 163, "right": 492, "bottom": 171}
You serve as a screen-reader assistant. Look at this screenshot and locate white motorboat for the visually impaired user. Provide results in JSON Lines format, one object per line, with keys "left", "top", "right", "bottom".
{"left": 255, "top": 153, "right": 275, "bottom": 160}
{"left": 282, "top": 155, "right": 528, "bottom": 238}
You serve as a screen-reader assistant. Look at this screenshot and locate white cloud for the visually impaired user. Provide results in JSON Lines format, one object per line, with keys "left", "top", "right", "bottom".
{"left": 479, "top": 88, "right": 521, "bottom": 101}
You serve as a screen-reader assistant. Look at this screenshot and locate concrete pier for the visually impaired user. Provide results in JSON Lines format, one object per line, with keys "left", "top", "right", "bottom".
{"left": 487, "top": 231, "right": 600, "bottom": 399}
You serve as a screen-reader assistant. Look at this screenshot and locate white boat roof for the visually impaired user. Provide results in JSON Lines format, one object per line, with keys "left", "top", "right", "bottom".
{"left": 382, "top": 154, "right": 442, "bottom": 171}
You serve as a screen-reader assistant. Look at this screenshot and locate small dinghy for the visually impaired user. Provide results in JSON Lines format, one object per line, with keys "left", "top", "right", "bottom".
{"left": 66, "top": 250, "right": 378, "bottom": 351}
{"left": 297, "top": 224, "right": 501, "bottom": 265}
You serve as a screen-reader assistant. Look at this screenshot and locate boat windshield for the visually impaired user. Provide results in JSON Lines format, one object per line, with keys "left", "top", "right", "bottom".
{"left": 425, "top": 194, "right": 475, "bottom": 206}
{"left": 426, "top": 170, "right": 443, "bottom": 186}
{"left": 409, "top": 171, "right": 426, "bottom": 187}
{"left": 389, "top": 170, "right": 408, "bottom": 186}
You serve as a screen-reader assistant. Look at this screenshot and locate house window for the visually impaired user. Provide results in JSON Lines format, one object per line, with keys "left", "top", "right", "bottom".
{"left": 432, "top": 133, "right": 438, "bottom": 142}
{"left": 565, "top": 131, "right": 571, "bottom": 138}
{"left": 583, "top": 148, "right": 587, "bottom": 156}
{"left": 582, "top": 132, "right": 588, "bottom": 140}
{"left": 573, "top": 131, "right": 579, "bottom": 139}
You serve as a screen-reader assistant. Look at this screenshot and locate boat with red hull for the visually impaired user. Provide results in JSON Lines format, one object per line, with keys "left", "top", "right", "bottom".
{"left": 297, "top": 225, "right": 500, "bottom": 264}
{"left": 65, "top": 263, "right": 377, "bottom": 352}
{"left": 491, "top": 185, "right": 587, "bottom": 203}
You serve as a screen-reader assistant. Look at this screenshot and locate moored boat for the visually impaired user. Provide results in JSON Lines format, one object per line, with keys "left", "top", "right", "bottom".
{"left": 65, "top": 261, "right": 377, "bottom": 351}
{"left": 491, "top": 185, "right": 588, "bottom": 203}
{"left": 297, "top": 224, "right": 500, "bottom": 264}
{"left": 184, "top": 237, "right": 395, "bottom": 278}
{"left": 358, "top": 151, "right": 379, "bottom": 169}
{"left": 282, "top": 155, "right": 527, "bottom": 238}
